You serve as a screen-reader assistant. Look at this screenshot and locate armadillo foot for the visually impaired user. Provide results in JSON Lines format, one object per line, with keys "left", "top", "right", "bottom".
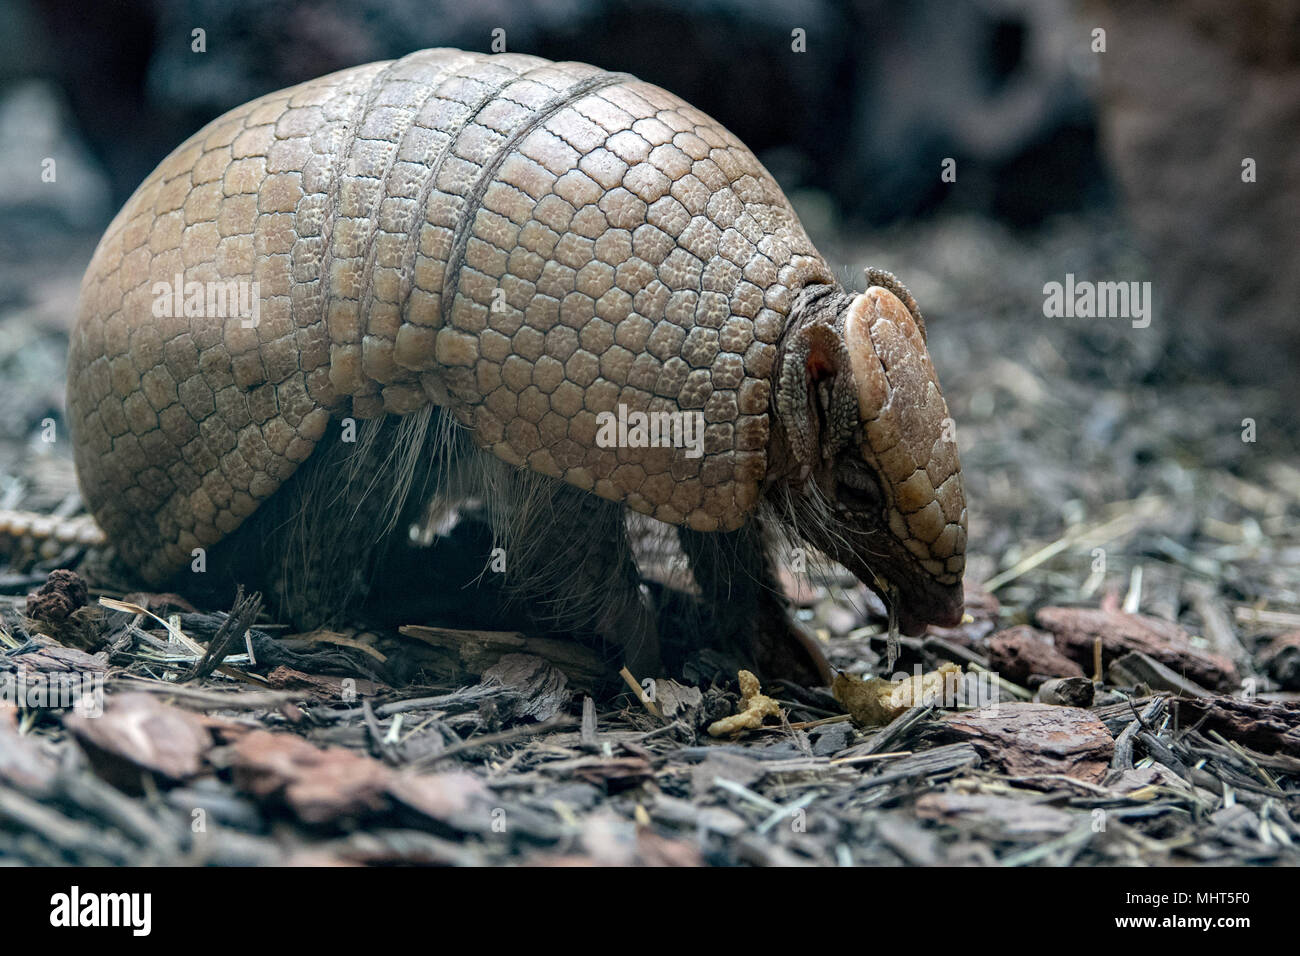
{"left": 751, "top": 590, "right": 834, "bottom": 687}
{"left": 676, "top": 521, "right": 832, "bottom": 687}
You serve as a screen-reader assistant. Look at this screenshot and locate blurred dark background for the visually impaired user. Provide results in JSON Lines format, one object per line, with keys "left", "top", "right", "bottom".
{"left": 3, "top": 0, "right": 1298, "bottom": 373}
{"left": 9, "top": 0, "right": 1112, "bottom": 227}
{"left": 0, "top": 0, "right": 1296, "bottom": 589}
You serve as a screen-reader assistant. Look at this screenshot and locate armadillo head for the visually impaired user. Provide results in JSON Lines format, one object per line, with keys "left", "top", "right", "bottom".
{"left": 770, "top": 278, "right": 967, "bottom": 635}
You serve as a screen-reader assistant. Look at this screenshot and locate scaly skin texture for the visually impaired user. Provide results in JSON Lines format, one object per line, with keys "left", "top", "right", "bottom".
{"left": 67, "top": 49, "right": 967, "bottom": 678}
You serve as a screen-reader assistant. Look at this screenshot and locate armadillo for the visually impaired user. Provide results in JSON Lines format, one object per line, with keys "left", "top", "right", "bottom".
{"left": 67, "top": 49, "right": 966, "bottom": 681}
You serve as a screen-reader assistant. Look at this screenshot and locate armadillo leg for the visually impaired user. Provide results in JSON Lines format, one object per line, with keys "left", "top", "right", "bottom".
{"left": 677, "top": 521, "right": 832, "bottom": 686}
{"left": 497, "top": 476, "right": 662, "bottom": 678}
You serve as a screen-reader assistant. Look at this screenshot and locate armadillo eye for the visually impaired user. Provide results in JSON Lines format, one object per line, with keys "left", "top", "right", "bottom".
{"left": 835, "top": 463, "right": 882, "bottom": 513}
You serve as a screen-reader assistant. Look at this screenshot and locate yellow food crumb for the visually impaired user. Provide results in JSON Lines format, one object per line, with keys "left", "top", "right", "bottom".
{"left": 832, "top": 662, "right": 963, "bottom": 727}
{"left": 707, "top": 670, "right": 782, "bottom": 737}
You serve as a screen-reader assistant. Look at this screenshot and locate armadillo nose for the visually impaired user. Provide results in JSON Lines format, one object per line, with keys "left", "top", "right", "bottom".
{"left": 934, "top": 590, "right": 965, "bottom": 628}
{"left": 897, "top": 580, "right": 965, "bottom": 634}
{"left": 897, "top": 606, "right": 929, "bottom": 637}
{"left": 927, "top": 579, "right": 966, "bottom": 628}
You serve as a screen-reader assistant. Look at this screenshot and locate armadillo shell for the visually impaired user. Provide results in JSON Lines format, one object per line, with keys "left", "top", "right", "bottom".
{"left": 68, "top": 49, "right": 836, "bottom": 584}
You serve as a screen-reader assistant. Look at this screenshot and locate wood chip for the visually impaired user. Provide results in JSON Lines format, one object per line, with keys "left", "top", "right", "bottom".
{"left": 1035, "top": 607, "right": 1239, "bottom": 692}
{"left": 64, "top": 692, "right": 215, "bottom": 787}
{"left": 938, "top": 702, "right": 1115, "bottom": 782}
{"left": 986, "top": 626, "right": 1086, "bottom": 687}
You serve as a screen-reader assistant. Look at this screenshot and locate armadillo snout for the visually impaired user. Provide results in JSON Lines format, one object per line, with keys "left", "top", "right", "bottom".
{"left": 772, "top": 281, "right": 967, "bottom": 633}
{"left": 842, "top": 285, "right": 966, "bottom": 583}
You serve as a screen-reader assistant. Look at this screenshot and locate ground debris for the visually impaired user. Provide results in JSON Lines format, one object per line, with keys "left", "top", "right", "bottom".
{"left": 1037, "top": 677, "right": 1095, "bottom": 707}
{"left": 1035, "top": 607, "right": 1239, "bottom": 692}
{"left": 0, "top": 703, "right": 56, "bottom": 795}
{"left": 223, "top": 728, "right": 484, "bottom": 827}
{"left": 24, "top": 568, "right": 87, "bottom": 623}
{"left": 707, "top": 670, "right": 781, "bottom": 737}
{"left": 986, "top": 626, "right": 1085, "bottom": 687}
{"left": 936, "top": 702, "right": 1114, "bottom": 782}
{"left": 2, "top": 214, "right": 1298, "bottom": 866}
{"left": 64, "top": 692, "right": 217, "bottom": 788}
{"left": 833, "top": 662, "right": 963, "bottom": 726}
{"left": 481, "top": 654, "right": 570, "bottom": 722}
{"left": 915, "top": 792, "right": 1080, "bottom": 838}
{"left": 1171, "top": 696, "right": 1300, "bottom": 756}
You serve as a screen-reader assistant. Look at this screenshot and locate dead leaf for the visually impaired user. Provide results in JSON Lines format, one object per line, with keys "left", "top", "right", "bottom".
{"left": 64, "top": 692, "right": 214, "bottom": 787}
{"left": 654, "top": 679, "right": 703, "bottom": 721}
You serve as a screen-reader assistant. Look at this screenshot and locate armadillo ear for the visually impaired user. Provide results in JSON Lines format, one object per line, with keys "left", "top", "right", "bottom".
{"left": 864, "top": 267, "right": 926, "bottom": 341}
{"left": 843, "top": 293, "right": 889, "bottom": 423}
{"left": 777, "top": 323, "right": 857, "bottom": 466}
